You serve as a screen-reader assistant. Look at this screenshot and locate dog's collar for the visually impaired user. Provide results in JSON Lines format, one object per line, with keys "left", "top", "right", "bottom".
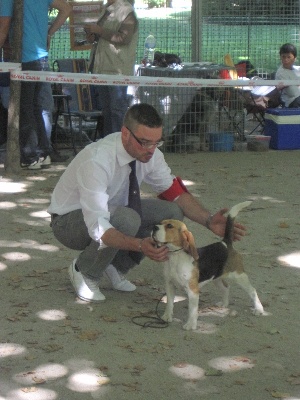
{"left": 168, "top": 247, "right": 184, "bottom": 253}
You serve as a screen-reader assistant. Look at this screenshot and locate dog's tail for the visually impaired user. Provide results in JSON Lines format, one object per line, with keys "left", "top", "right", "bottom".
{"left": 223, "top": 201, "right": 252, "bottom": 246}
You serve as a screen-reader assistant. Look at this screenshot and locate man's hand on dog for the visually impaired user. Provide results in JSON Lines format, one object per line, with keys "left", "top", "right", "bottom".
{"left": 140, "top": 237, "right": 169, "bottom": 261}
{"left": 209, "top": 208, "right": 247, "bottom": 241}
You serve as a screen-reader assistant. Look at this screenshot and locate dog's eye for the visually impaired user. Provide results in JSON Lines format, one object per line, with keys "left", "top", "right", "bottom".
{"left": 166, "top": 223, "right": 173, "bottom": 229}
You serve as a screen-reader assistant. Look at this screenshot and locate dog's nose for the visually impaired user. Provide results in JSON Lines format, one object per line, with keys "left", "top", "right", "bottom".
{"left": 152, "top": 225, "right": 159, "bottom": 232}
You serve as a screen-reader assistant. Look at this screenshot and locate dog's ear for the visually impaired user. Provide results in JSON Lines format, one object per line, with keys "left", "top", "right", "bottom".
{"left": 181, "top": 230, "right": 199, "bottom": 261}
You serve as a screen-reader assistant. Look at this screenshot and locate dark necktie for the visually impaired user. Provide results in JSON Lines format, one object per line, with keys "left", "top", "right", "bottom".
{"left": 128, "top": 160, "right": 142, "bottom": 218}
{"left": 128, "top": 160, "right": 143, "bottom": 264}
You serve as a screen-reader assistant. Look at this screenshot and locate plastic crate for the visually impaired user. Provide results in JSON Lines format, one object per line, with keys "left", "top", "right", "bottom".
{"left": 246, "top": 135, "right": 271, "bottom": 151}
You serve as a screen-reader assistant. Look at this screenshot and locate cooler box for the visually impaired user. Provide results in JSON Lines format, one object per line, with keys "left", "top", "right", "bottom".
{"left": 264, "top": 108, "right": 300, "bottom": 150}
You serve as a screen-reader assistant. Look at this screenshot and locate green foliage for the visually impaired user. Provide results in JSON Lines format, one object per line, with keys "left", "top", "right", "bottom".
{"left": 147, "top": 0, "right": 166, "bottom": 9}
{"left": 202, "top": 0, "right": 292, "bottom": 16}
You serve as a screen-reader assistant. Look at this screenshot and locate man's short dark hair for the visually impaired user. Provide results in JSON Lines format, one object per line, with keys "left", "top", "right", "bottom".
{"left": 279, "top": 43, "right": 297, "bottom": 57}
{"left": 124, "top": 103, "right": 163, "bottom": 130}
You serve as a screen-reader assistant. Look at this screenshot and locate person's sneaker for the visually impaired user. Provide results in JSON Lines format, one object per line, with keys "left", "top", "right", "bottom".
{"left": 40, "top": 155, "right": 51, "bottom": 167}
{"left": 68, "top": 259, "right": 106, "bottom": 302}
{"left": 21, "top": 159, "right": 41, "bottom": 170}
{"left": 103, "top": 264, "right": 136, "bottom": 292}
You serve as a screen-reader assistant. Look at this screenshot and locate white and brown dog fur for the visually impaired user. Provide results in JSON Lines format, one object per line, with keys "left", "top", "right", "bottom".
{"left": 151, "top": 201, "right": 265, "bottom": 330}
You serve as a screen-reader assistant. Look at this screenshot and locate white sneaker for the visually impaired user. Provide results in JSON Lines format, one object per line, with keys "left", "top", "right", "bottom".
{"left": 40, "top": 155, "right": 51, "bottom": 167}
{"left": 68, "top": 259, "right": 106, "bottom": 302}
{"left": 104, "top": 264, "right": 136, "bottom": 292}
{"left": 21, "top": 159, "right": 41, "bottom": 170}
{"left": 21, "top": 155, "right": 51, "bottom": 170}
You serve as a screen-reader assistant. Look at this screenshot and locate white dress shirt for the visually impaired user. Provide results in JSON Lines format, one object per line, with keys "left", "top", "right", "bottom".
{"left": 48, "top": 132, "right": 174, "bottom": 245}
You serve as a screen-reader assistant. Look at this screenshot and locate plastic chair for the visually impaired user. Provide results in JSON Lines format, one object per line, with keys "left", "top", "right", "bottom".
{"left": 52, "top": 59, "right": 103, "bottom": 154}
{"left": 239, "top": 79, "right": 282, "bottom": 134}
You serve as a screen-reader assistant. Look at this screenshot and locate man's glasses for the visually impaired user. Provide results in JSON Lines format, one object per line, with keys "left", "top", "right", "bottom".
{"left": 126, "top": 126, "right": 164, "bottom": 149}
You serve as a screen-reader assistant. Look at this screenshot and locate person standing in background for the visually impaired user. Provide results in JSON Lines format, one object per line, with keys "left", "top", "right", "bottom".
{"left": 0, "top": 34, "right": 68, "bottom": 162}
{"left": 0, "top": 0, "right": 71, "bottom": 169}
{"left": 84, "top": 0, "right": 138, "bottom": 137}
{"left": 39, "top": 82, "right": 69, "bottom": 162}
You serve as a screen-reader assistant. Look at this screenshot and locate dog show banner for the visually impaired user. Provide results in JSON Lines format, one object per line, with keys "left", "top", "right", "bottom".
{"left": 7, "top": 69, "right": 295, "bottom": 90}
{"left": 69, "top": 1, "right": 103, "bottom": 51}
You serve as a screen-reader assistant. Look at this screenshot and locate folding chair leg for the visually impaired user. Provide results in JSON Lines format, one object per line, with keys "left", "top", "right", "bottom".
{"left": 94, "top": 114, "right": 104, "bottom": 141}
{"left": 52, "top": 96, "right": 63, "bottom": 145}
{"left": 78, "top": 117, "right": 83, "bottom": 147}
{"left": 65, "top": 97, "right": 77, "bottom": 155}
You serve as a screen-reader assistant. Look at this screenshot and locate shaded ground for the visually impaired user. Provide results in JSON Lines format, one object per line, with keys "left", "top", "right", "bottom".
{"left": 0, "top": 149, "right": 299, "bottom": 400}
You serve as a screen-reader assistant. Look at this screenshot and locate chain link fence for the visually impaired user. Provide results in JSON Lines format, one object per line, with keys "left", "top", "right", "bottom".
{"left": 47, "top": 0, "right": 299, "bottom": 153}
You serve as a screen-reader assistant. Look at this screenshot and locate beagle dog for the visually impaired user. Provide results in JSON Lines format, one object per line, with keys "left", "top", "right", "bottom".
{"left": 151, "top": 201, "right": 265, "bottom": 330}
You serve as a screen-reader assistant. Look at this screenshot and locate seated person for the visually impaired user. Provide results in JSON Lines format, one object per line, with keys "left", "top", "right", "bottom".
{"left": 275, "top": 43, "right": 300, "bottom": 107}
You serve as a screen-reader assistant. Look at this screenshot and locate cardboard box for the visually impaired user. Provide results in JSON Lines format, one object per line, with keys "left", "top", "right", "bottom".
{"left": 264, "top": 108, "right": 300, "bottom": 150}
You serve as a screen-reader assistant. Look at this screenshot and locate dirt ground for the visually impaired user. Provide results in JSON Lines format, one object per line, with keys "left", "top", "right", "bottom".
{"left": 0, "top": 148, "right": 299, "bottom": 400}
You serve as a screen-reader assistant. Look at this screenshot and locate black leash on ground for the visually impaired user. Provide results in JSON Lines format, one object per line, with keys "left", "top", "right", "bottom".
{"left": 131, "top": 293, "right": 169, "bottom": 328}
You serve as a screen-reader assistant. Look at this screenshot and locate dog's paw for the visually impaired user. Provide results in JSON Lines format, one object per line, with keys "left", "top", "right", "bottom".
{"left": 183, "top": 321, "right": 197, "bottom": 330}
{"left": 161, "top": 313, "right": 173, "bottom": 322}
{"left": 252, "top": 308, "right": 271, "bottom": 316}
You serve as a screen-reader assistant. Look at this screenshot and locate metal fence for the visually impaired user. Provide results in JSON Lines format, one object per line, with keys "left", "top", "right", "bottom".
{"left": 49, "top": 0, "right": 300, "bottom": 73}
{"left": 48, "top": 0, "right": 299, "bottom": 153}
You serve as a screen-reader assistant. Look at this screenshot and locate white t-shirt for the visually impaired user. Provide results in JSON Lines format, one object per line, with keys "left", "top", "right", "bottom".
{"left": 275, "top": 64, "right": 300, "bottom": 106}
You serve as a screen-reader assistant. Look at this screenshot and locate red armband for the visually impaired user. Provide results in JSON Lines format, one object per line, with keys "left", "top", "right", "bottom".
{"left": 158, "top": 177, "right": 189, "bottom": 201}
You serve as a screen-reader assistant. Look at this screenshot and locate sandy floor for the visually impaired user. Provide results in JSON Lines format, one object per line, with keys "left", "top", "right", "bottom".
{"left": 0, "top": 148, "right": 299, "bottom": 400}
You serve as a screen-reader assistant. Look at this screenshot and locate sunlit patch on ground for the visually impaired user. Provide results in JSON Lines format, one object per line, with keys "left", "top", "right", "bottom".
{"left": 0, "top": 261, "right": 8, "bottom": 271}
{"left": 0, "top": 240, "right": 22, "bottom": 248}
{"left": 0, "top": 240, "right": 59, "bottom": 252}
{"left": 30, "top": 210, "right": 50, "bottom": 218}
{"left": 67, "top": 369, "right": 110, "bottom": 393}
{"left": 249, "top": 195, "right": 285, "bottom": 204}
{"left": 18, "top": 198, "right": 49, "bottom": 205}
{"left": 36, "top": 309, "right": 67, "bottom": 321}
{"left": 13, "top": 364, "right": 68, "bottom": 385}
{"left": 170, "top": 362, "right": 205, "bottom": 380}
{"left": 282, "top": 398, "right": 300, "bottom": 400}
{"left": 278, "top": 252, "right": 300, "bottom": 269}
{"left": 208, "top": 355, "right": 255, "bottom": 372}
{"left": 0, "top": 343, "right": 27, "bottom": 358}
{"left": 0, "top": 201, "right": 17, "bottom": 209}
{"left": 14, "top": 218, "right": 48, "bottom": 227}
{"left": 32, "top": 244, "right": 58, "bottom": 252}
{"left": 0, "top": 181, "right": 28, "bottom": 194}
{"left": 1, "top": 252, "right": 31, "bottom": 261}
{"left": 26, "top": 176, "right": 47, "bottom": 182}
{"left": 5, "top": 387, "right": 57, "bottom": 400}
